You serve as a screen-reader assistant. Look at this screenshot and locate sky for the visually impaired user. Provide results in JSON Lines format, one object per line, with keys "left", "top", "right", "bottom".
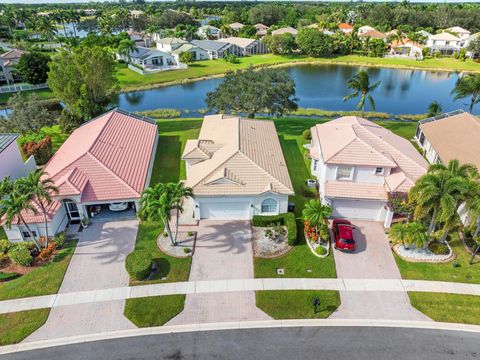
{"left": 0, "top": 0, "right": 478, "bottom": 3}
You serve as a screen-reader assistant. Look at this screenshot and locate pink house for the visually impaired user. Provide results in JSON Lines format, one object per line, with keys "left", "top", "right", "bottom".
{"left": 3, "top": 109, "right": 158, "bottom": 242}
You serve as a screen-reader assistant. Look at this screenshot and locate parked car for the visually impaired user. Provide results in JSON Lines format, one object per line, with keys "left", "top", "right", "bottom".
{"left": 332, "top": 219, "right": 355, "bottom": 251}
{"left": 109, "top": 202, "right": 129, "bottom": 212}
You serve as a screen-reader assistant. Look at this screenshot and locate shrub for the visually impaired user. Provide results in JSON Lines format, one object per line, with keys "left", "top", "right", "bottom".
{"left": 315, "top": 245, "right": 327, "bottom": 256}
{"left": 0, "top": 253, "right": 9, "bottom": 266}
{"left": 319, "top": 224, "right": 330, "bottom": 242}
{"left": 253, "top": 212, "right": 297, "bottom": 246}
{"left": 0, "top": 239, "right": 11, "bottom": 254}
{"left": 8, "top": 246, "right": 33, "bottom": 266}
{"left": 38, "top": 243, "right": 56, "bottom": 261}
{"left": 428, "top": 241, "right": 449, "bottom": 255}
{"left": 302, "top": 129, "right": 311, "bottom": 140}
{"left": 0, "top": 272, "right": 20, "bottom": 282}
{"left": 22, "top": 135, "right": 52, "bottom": 165}
{"left": 125, "top": 250, "right": 152, "bottom": 281}
{"left": 52, "top": 232, "right": 66, "bottom": 249}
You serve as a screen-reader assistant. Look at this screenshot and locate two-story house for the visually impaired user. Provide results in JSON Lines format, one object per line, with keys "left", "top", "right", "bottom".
{"left": 309, "top": 117, "right": 428, "bottom": 228}
{"left": 426, "top": 32, "right": 462, "bottom": 54}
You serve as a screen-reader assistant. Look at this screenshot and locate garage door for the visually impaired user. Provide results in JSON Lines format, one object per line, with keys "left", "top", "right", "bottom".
{"left": 331, "top": 199, "right": 383, "bottom": 221}
{"left": 200, "top": 202, "right": 250, "bottom": 220}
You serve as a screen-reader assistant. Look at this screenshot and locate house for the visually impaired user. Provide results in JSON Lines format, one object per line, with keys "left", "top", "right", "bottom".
{"left": 0, "top": 134, "right": 36, "bottom": 181}
{"left": 338, "top": 23, "right": 353, "bottom": 34}
{"left": 130, "top": 10, "right": 144, "bottom": 19}
{"left": 359, "top": 30, "right": 387, "bottom": 41}
{"left": 0, "top": 49, "right": 25, "bottom": 84}
{"left": 121, "top": 47, "right": 179, "bottom": 73}
{"left": 309, "top": 116, "right": 428, "bottom": 227}
{"left": 127, "top": 30, "right": 151, "bottom": 48}
{"left": 415, "top": 110, "right": 480, "bottom": 169}
{"left": 417, "top": 30, "right": 432, "bottom": 39}
{"left": 426, "top": 32, "right": 462, "bottom": 54}
{"left": 182, "top": 114, "right": 294, "bottom": 220}
{"left": 358, "top": 25, "right": 376, "bottom": 35}
{"left": 191, "top": 40, "right": 238, "bottom": 59}
{"left": 254, "top": 23, "right": 269, "bottom": 37}
{"left": 389, "top": 38, "right": 423, "bottom": 58}
{"left": 445, "top": 26, "right": 471, "bottom": 41}
{"left": 229, "top": 22, "right": 244, "bottom": 32}
{"left": 2, "top": 109, "right": 158, "bottom": 242}
{"left": 218, "top": 37, "right": 268, "bottom": 56}
{"left": 197, "top": 25, "right": 221, "bottom": 39}
{"left": 155, "top": 37, "right": 188, "bottom": 52}
{"left": 271, "top": 27, "right": 298, "bottom": 36}
{"left": 171, "top": 43, "right": 209, "bottom": 61}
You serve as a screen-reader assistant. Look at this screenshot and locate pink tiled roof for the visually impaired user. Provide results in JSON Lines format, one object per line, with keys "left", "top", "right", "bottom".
{"left": 325, "top": 181, "right": 388, "bottom": 200}
{"left": 5, "top": 198, "right": 62, "bottom": 225}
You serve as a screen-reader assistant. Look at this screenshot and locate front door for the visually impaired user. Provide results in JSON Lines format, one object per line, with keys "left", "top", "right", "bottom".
{"left": 64, "top": 200, "right": 81, "bottom": 221}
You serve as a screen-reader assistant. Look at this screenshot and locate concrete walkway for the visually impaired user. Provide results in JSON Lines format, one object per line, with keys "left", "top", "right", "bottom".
{"left": 331, "top": 221, "right": 429, "bottom": 321}
{"left": 2, "top": 278, "right": 480, "bottom": 315}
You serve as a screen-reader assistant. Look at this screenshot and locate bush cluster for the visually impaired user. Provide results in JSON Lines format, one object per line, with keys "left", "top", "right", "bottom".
{"left": 252, "top": 212, "right": 297, "bottom": 245}
{"left": 315, "top": 245, "right": 327, "bottom": 256}
{"left": 8, "top": 244, "right": 33, "bottom": 267}
{"left": 125, "top": 250, "right": 152, "bottom": 281}
{"left": 52, "top": 232, "right": 66, "bottom": 249}
{"left": 22, "top": 135, "right": 53, "bottom": 165}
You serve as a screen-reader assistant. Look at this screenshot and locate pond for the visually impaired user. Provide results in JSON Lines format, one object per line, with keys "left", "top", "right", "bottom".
{"left": 113, "top": 64, "right": 470, "bottom": 116}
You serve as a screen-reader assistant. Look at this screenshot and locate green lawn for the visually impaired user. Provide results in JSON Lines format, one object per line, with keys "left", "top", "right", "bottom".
{"left": 42, "top": 125, "right": 70, "bottom": 151}
{"left": 0, "top": 88, "right": 55, "bottom": 105}
{"left": 0, "top": 240, "right": 77, "bottom": 301}
{"left": 395, "top": 234, "right": 480, "bottom": 284}
{"left": 256, "top": 290, "right": 340, "bottom": 319}
{"left": 0, "top": 309, "right": 50, "bottom": 345}
{"left": 124, "top": 295, "right": 185, "bottom": 327}
{"left": 409, "top": 292, "right": 480, "bottom": 325}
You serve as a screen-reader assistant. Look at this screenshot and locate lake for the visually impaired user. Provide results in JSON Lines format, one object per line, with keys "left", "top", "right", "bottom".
{"left": 114, "top": 64, "right": 470, "bottom": 116}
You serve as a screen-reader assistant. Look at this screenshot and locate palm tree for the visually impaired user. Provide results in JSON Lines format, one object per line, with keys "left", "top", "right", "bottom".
{"left": 428, "top": 159, "right": 478, "bottom": 180}
{"left": 389, "top": 222, "right": 409, "bottom": 248}
{"left": 139, "top": 183, "right": 176, "bottom": 246}
{"left": 302, "top": 199, "right": 332, "bottom": 235}
{"left": 117, "top": 39, "right": 137, "bottom": 62}
{"left": 466, "top": 181, "right": 480, "bottom": 238}
{"left": 169, "top": 182, "right": 194, "bottom": 244}
{"left": 220, "top": 24, "right": 232, "bottom": 37}
{"left": 0, "top": 191, "right": 41, "bottom": 250}
{"left": 343, "top": 70, "right": 382, "bottom": 115}
{"left": 0, "top": 176, "right": 14, "bottom": 197}
{"left": 405, "top": 222, "right": 429, "bottom": 248}
{"left": 451, "top": 73, "right": 480, "bottom": 113}
{"left": 36, "top": 16, "right": 57, "bottom": 42}
{"left": 66, "top": 9, "right": 80, "bottom": 37}
{"left": 17, "top": 170, "right": 58, "bottom": 247}
{"left": 53, "top": 10, "right": 68, "bottom": 38}
{"left": 426, "top": 101, "right": 443, "bottom": 117}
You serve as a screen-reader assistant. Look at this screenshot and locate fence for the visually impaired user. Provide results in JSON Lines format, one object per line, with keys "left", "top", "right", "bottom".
{"left": 0, "top": 83, "right": 49, "bottom": 94}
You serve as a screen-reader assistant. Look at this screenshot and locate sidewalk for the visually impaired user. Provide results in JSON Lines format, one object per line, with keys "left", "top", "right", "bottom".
{"left": 2, "top": 278, "right": 480, "bottom": 315}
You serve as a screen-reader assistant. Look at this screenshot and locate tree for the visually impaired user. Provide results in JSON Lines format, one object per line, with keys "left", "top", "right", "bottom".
{"left": 248, "top": 4, "right": 286, "bottom": 26}
{"left": 0, "top": 176, "right": 14, "bottom": 197}
{"left": 302, "top": 199, "right": 332, "bottom": 235}
{"left": 35, "top": 16, "right": 57, "bottom": 41}
{"left": 343, "top": 70, "right": 382, "bottom": 115}
{"left": 179, "top": 51, "right": 194, "bottom": 64}
{"left": 467, "top": 37, "right": 480, "bottom": 58}
{"left": 389, "top": 222, "right": 409, "bottom": 249}
{"left": 390, "top": 222, "right": 428, "bottom": 249}
{"left": 206, "top": 67, "right": 298, "bottom": 118}
{"left": 48, "top": 46, "right": 118, "bottom": 121}
{"left": 169, "top": 182, "right": 194, "bottom": 244}
{"left": 16, "top": 170, "right": 59, "bottom": 247}
{"left": 117, "top": 39, "right": 137, "bottom": 62}
{"left": 451, "top": 73, "right": 480, "bottom": 113}
{"left": 367, "top": 38, "right": 387, "bottom": 57}
{"left": 0, "top": 94, "right": 56, "bottom": 135}
{"left": 16, "top": 52, "right": 50, "bottom": 85}
{"left": 428, "top": 159, "right": 478, "bottom": 180}
{"left": 426, "top": 101, "right": 443, "bottom": 117}
{"left": 238, "top": 24, "right": 257, "bottom": 38}
{"left": 296, "top": 28, "right": 334, "bottom": 57}
{"left": 263, "top": 33, "right": 297, "bottom": 54}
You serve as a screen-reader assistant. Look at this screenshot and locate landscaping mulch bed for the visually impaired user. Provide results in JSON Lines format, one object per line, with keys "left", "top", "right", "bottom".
{"left": 392, "top": 243, "right": 456, "bottom": 263}
{"left": 253, "top": 226, "right": 292, "bottom": 258}
{"left": 157, "top": 232, "right": 196, "bottom": 258}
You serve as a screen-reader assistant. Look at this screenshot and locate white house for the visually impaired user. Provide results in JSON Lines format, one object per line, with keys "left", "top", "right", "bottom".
{"left": 191, "top": 40, "right": 238, "bottom": 59}
{"left": 2, "top": 109, "right": 158, "bottom": 242}
{"left": 338, "top": 23, "right": 353, "bottom": 34}
{"left": 309, "top": 116, "right": 428, "bottom": 228}
{"left": 182, "top": 114, "right": 294, "bottom": 220}
{"left": 0, "top": 49, "right": 25, "bottom": 84}
{"left": 389, "top": 38, "right": 424, "bottom": 58}
{"left": 197, "top": 25, "right": 221, "bottom": 39}
{"left": 358, "top": 25, "right": 376, "bottom": 35}
{"left": 0, "top": 134, "right": 36, "bottom": 181}
{"left": 171, "top": 43, "right": 209, "bottom": 61}
{"left": 122, "top": 47, "right": 179, "bottom": 73}
{"left": 155, "top": 37, "right": 188, "bottom": 52}
{"left": 446, "top": 26, "right": 471, "bottom": 41}
{"left": 426, "top": 32, "right": 462, "bottom": 54}
{"left": 218, "top": 37, "right": 268, "bottom": 56}
{"left": 130, "top": 10, "right": 144, "bottom": 19}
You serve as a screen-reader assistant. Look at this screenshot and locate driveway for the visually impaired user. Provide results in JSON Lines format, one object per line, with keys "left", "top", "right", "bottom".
{"left": 167, "top": 220, "right": 271, "bottom": 324}
{"left": 330, "top": 221, "right": 430, "bottom": 321}
{"left": 26, "top": 220, "right": 138, "bottom": 341}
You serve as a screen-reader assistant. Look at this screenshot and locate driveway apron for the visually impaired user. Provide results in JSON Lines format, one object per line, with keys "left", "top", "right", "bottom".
{"left": 25, "top": 220, "right": 138, "bottom": 341}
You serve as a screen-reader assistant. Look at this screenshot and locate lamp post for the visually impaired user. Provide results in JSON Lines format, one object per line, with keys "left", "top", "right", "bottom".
{"left": 312, "top": 297, "right": 320, "bottom": 314}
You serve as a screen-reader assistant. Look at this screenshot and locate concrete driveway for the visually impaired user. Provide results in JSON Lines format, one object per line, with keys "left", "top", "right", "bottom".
{"left": 168, "top": 220, "right": 271, "bottom": 325}
{"left": 330, "top": 221, "right": 430, "bottom": 321}
{"left": 26, "top": 220, "right": 138, "bottom": 341}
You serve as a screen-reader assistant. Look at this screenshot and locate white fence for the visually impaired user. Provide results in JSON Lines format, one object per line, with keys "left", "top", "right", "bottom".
{"left": 0, "top": 83, "right": 49, "bottom": 94}
{"left": 128, "top": 63, "right": 187, "bottom": 75}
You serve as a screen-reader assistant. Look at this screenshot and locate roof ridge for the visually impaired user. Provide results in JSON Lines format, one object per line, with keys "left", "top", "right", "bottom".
{"left": 353, "top": 125, "right": 397, "bottom": 166}
{"left": 323, "top": 127, "right": 357, "bottom": 162}
{"left": 188, "top": 150, "right": 239, "bottom": 188}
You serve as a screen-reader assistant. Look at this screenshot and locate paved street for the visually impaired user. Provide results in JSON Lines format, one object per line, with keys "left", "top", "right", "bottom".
{"left": 167, "top": 220, "right": 271, "bottom": 324}
{"left": 26, "top": 220, "right": 138, "bottom": 341}
{"left": 5, "top": 326, "right": 480, "bottom": 360}
{"left": 331, "top": 221, "right": 429, "bottom": 320}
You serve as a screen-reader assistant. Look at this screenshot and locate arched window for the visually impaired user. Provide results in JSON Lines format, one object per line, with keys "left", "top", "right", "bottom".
{"left": 261, "top": 198, "right": 278, "bottom": 213}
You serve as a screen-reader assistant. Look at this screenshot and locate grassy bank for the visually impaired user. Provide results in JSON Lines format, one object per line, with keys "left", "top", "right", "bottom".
{"left": 0, "top": 309, "right": 50, "bottom": 345}
{"left": 124, "top": 295, "right": 185, "bottom": 327}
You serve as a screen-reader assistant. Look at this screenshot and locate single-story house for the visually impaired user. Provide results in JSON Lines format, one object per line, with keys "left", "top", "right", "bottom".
{"left": 2, "top": 109, "right": 158, "bottom": 242}
{"left": 122, "top": 46, "right": 178, "bottom": 71}
{"left": 271, "top": 27, "right": 298, "bottom": 36}
{"left": 0, "top": 49, "right": 25, "bottom": 84}
{"left": 171, "top": 43, "right": 209, "bottom": 61}
{"left": 197, "top": 25, "right": 221, "bottom": 39}
{"left": 0, "top": 134, "right": 36, "bottom": 181}
{"left": 229, "top": 22, "right": 244, "bottom": 32}
{"left": 359, "top": 29, "right": 387, "bottom": 41}
{"left": 389, "top": 38, "right": 423, "bottom": 58}
{"left": 309, "top": 116, "right": 428, "bottom": 227}
{"left": 156, "top": 37, "right": 188, "bottom": 52}
{"left": 218, "top": 37, "right": 268, "bottom": 56}
{"left": 255, "top": 23, "right": 269, "bottom": 37}
{"left": 445, "top": 26, "right": 471, "bottom": 41}
{"left": 191, "top": 40, "right": 238, "bottom": 59}
{"left": 426, "top": 32, "right": 462, "bottom": 54}
{"left": 182, "top": 114, "right": 294, "bottom": 220}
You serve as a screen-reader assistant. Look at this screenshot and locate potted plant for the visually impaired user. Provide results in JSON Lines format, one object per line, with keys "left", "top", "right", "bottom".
{"left": 81, "top": 216, "right": 90, "bottom": 229}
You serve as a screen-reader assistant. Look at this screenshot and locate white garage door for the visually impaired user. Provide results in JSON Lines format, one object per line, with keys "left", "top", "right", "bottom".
{"left": 331, "top": 199, "right": 383, "bottom": 221}
{"left": 200, "top": 202, "right": 250, "bottom": 220}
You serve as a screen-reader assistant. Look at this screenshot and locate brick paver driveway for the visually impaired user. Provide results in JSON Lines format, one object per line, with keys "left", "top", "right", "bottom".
{"left": 168, "top": 220, "right": 271, "bottom": 324}
{"left": 330, "top": 221, "right": 430, "bottom": 321}
{"left": 26, "top": 220, "right": 138, "bottom": 341}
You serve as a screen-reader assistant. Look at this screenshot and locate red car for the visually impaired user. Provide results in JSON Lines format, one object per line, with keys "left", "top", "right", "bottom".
{"left": 332, "top": 219, "right": 355, "bottom": 251}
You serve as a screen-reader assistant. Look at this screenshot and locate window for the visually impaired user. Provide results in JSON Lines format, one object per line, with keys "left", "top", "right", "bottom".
{"left": 261, "top": 198, "right": 278, "bottom": 213}
{"left": 313, "top": 160, "right": 318, "bottom": 171}
{"left": 22, "top": 231, "right": 37, "bottom": 238}
{"left": 419, "top": 133, "right": 425, "bottom": 146}
{"left": 336, "top": 166, "right": 353, "bottom": 180}
{"left": 375, "top": 167, "right": 384, "bottom": 175}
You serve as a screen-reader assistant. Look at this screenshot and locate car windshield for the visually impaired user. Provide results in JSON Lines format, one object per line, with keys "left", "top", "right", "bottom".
{"left": 338, "top": 225, "right": 354, "bottom": 243}
{"left": 340, "top": 237, "right": 355, "bottom": 244}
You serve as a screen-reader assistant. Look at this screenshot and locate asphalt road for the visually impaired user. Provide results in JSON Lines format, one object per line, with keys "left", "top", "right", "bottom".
{"left": 5, "top": 326, "right": 480, "bottom": 360}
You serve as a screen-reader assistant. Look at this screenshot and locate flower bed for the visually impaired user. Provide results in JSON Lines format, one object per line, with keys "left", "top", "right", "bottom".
{"left": 157, "top": 231, "right": 196, "bottom": 258}
{"left": 460, "top": 230, "right": 480, "bottom": 255}
{"left": 304, "top": 221, "right": 330, "bottom": 258}
{"left": 252, "top": 213, "right": 297, "bottom": 245}
{"left": 392, "top": 242, "right": 455, "bottom": 263}
{"left": 252, "top": 225, "right": 291, "bottom": 258}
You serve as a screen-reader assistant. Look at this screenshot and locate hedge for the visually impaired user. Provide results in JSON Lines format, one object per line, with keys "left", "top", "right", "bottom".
{"left": 125, "top": 250, "right": 152, "bottom": 281}
{"left": 252, "top": 212, "right": 297, "bottom": 246}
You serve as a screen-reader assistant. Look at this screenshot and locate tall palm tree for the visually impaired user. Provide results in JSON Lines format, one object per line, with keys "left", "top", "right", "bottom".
{"left": 66, "top": 9, "right": 80, "bottom": 37}
{"left": 343, "top": 70, "right": 382, "bottom": 115}
{"left": 466, "top": 181, "right": 480, "bottom": 237}
{"left": 117, "top": 39, "right": 137, "bottom": 62}
{"left": 53, "top": 10, "right": 68, "bottom": 38}
{"left": 36, "top": 16, "right": 57, "bottom": 42}
{"left": 302, "top": 199, "right": 332, "bottom": 235}
{"left": 169, "top": 182, "right": 194, "bottom": 244}
{"left": 0, "top": 191, "right": 41, "bottom": 250}
{"left": 139, "top": 183, "right": 176, "bottom": 246}
{"left": 451, "top": 73, "right": 480, "bottom": 113}
{"left": 428, "top": 159, "right": 478, "bottom": 180}
{"left": 0, "top": 176, "right": 14, "bottom": 197}
{"left": 17, "top": 170, "right": 58, "bottom": 247}
{"left": 426, "top": 101, "right": 443, "bottom": 117}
